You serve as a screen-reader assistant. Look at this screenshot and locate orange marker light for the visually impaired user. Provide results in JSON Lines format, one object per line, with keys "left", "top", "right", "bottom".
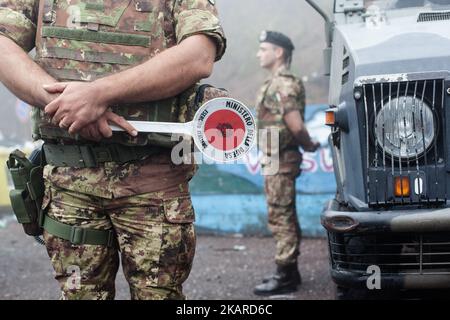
{"left": 325, "top": 111, "right": 336, "bottom": 126}
{"left": 394, "top": 177, "right": 410, "bottom": 197}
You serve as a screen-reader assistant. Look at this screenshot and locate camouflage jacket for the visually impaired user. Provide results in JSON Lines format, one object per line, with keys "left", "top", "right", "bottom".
{"left": 256, "top": 65, "right": 305, "bottom": 174}
{"left": 0, "top": 0, "right": 226, "bottom": 147}
{"left": 0, "top": 0, "right": 226, "bottom": 198}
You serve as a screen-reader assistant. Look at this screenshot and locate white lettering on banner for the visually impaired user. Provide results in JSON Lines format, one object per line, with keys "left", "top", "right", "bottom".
{"left": 243, "top": 151, "right": 262, "bottom": 175}
{"left": 301, "top": 152, "right": 319, "bottom": 173}
{"left": 244, "top": 148, "right": 334, "bottom": 175}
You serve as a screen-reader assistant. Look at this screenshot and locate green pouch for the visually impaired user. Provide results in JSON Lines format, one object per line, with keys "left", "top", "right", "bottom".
{"left": 6, "top": 149, "right": 44, "bottom": 236}
{"left": 9, "top": 189, "right": 32, "bottom": 223}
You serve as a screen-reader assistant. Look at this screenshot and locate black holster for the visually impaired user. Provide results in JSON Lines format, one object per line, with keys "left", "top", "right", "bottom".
{"left": 6, "top": 148, "right": 45, "bottom": 236}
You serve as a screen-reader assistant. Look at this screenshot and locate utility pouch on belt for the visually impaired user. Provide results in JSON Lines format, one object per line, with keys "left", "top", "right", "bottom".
{"left": 7, "top": 149, "right": 45, "bottom": 236}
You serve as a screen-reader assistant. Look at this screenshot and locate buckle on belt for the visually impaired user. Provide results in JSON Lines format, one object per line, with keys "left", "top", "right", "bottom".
{"left": 91, "top": 147, "right": 113, "bottom": 163}
{"left": 70, "top": 227, "right": 86, "bottom": 245}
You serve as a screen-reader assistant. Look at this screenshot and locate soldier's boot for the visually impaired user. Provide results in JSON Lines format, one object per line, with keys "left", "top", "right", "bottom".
{"left": 253, "top": 264, "right": 301, "bottom": 296}
{"left": 261, "top": 263, "right": 302, "bottom": 283}
{"left": 261, "top": 274, "right": 276, "bottom": 283}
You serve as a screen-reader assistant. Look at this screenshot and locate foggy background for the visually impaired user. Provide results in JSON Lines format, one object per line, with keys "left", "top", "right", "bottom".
{"left": 209, "top": 0, "right": 329, "bottom": 105}
{"left": 0, "top": 0, "right": 329, "bottom": 145}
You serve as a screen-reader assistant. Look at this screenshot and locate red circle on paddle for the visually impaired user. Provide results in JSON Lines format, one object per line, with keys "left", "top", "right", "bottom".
{"left": 204, "top": 110, "right": 246, "bottom": 151}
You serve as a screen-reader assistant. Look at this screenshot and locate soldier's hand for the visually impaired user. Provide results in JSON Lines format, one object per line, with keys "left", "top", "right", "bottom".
{"left": 304, "top": 140, "right": 321, "bottom": 153}
{"left": 79, "top": 111, "right": 137, "bottom": 141}
{"left": 43, "top": 81, "right": 109, "bottom": 135}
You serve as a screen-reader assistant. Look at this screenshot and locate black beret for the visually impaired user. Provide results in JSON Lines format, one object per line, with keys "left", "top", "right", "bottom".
{"left": 259, "top": 30, "right": 295, "bottom": 51}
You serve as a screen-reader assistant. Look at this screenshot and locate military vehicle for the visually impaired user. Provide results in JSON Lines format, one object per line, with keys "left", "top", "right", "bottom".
{"left": 306, "top": 0, "right": 450, "bottom": 298}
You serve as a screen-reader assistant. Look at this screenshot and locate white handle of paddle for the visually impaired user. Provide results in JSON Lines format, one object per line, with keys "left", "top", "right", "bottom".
{"left": 111, "top": 121, "right": 193, "bottom": 136}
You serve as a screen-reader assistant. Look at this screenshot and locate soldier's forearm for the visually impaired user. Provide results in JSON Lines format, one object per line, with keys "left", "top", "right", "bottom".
{"left": 0, "top": 35, "right": 56, "bottom": 108}
{"left": 284, "top": 109, "right": 315, "bottom": 149}
{"left": 293, "top": 129, "right": 315, "bottom": 149}
{"left": 93, "top": 34, "right": 217, "bottom": 106}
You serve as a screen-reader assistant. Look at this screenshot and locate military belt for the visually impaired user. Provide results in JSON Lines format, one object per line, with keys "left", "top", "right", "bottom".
{"left": 43, "top": 143, "right": 163, "bottom": 168}
{"left": 42, "top": 214, "right": 116, "bottom": 247}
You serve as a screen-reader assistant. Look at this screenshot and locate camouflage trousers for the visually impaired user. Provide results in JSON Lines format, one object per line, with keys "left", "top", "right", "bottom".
{"left": 42, "top": 185, "right": 196, "bottom": 300}
{"left": 264, "top": 173, "right": 301, "bottom": 266}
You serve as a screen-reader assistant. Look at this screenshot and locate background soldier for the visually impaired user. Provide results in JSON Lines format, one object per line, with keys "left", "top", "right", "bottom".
{"left": 0, "top": 0, "right": 226, "bottom": 299}
{"left": 254, "top": 30, "right": 319, "bottom": 296}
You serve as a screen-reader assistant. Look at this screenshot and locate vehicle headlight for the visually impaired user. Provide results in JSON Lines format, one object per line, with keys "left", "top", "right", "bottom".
{"left": 375, "top": 96, "right": 435, "bottom": 159}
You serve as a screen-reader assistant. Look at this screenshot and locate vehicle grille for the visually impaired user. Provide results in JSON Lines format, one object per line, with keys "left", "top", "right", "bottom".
{"left": 358, "top": 77, "right": 447, "bottom": 206}
{"left": 329, "top": 232, "right": 450, "bottom": 275}
{"left": 418, "top": 11, "right": 450, "bottom": 23}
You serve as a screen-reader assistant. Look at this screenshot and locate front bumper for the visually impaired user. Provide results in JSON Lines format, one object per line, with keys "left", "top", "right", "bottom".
{"left": 323, "top": 200, "right": 450, "bottom": 290}
{"left": 332, "top": 270, "right": 450, "bottom": 290}
{"left": 322, "top": 199, "right": 450, "bottom": 234}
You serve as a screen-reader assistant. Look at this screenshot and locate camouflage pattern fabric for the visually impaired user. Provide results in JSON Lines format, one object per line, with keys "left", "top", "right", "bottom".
{"left": 43, "top": 150, "right": 197, "bottom": 198}
{"left": 0, "top": 0, "right": 38, "bottom": 52}
{"left": 40, "top": 150, "right": 198, "bottom": 300}
{"left": 256, "top": 65, "right": 304, "bottom": 265}
{"left": 256, "top": 65, "right": 306, "bottom": 155}
{"left": 265, "top": 171, "right": 301, "bottom": 266}
{"left": 0, "top": 0, "right": 226, "bottom": 300}
{"left": 42, "top": 181, "right": 196, "bottom": 300}
{"left": 0, "top": 0, "right": 226, "bottom": 146}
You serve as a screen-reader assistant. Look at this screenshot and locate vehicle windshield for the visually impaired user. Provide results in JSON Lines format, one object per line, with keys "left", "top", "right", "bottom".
{"left": 365, "top": 0, "right": 450, "bottom": 10}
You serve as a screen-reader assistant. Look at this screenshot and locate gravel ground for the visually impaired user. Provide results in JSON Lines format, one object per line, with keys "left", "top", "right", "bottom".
{"left": 0, "top": 215, "right": 335, "bottom": 300}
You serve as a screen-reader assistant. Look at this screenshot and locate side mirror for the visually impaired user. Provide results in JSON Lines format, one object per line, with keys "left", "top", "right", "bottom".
{"left": 305, "top": 0, "right": 335, "bottom": 76}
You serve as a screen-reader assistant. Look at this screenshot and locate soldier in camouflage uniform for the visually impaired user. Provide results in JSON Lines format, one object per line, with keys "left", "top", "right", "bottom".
{"left": 0, "top": 0, "right": 226, "bottom": 300}
{"left": 254, "top": 30, "right": 319, "bottom": 296}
